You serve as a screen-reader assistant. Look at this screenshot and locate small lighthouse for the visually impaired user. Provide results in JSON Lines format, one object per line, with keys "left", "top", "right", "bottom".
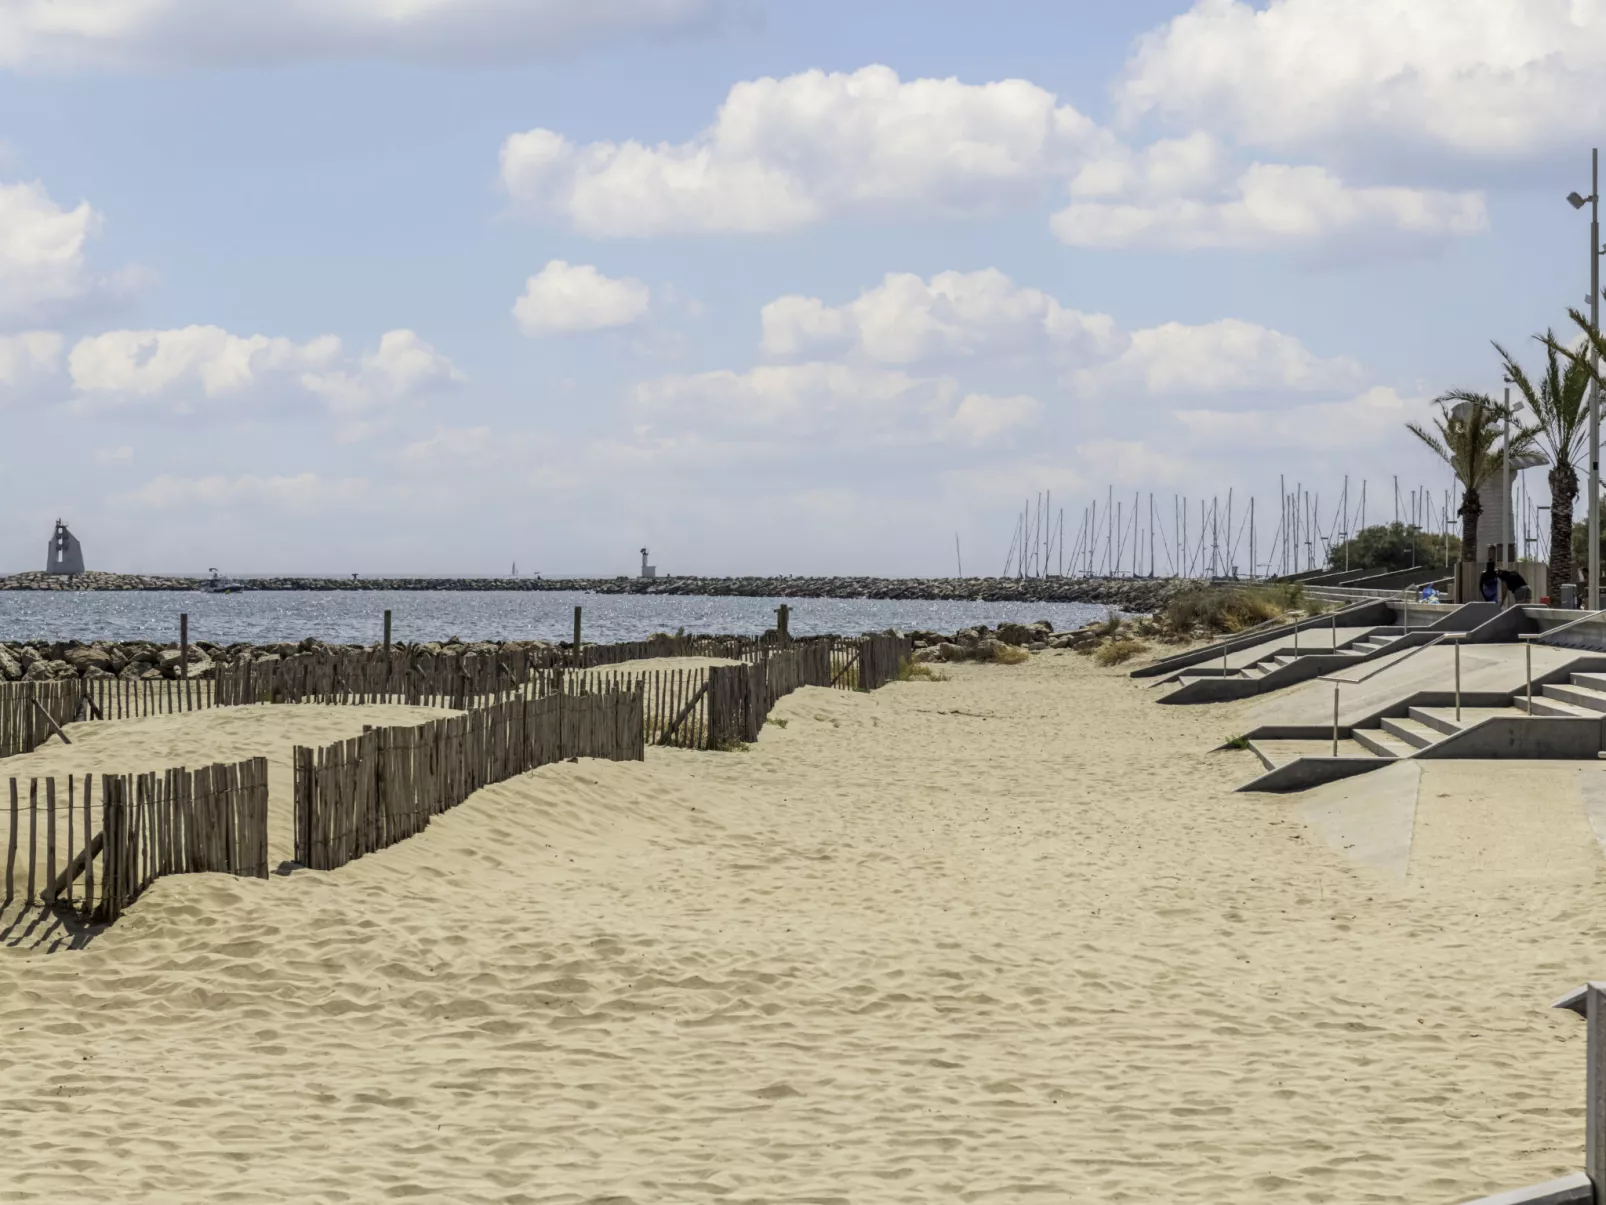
{"left": 45, "top": 519, "right": 85, "bottom": 576}
{"left": 640, "top": 548, "right": 657, "bottom": 580}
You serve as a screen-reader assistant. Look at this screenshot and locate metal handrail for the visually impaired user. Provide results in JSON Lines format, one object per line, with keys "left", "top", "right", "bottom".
{"left": 1519, "top": 608, "right": 1605, "bottom": 645}
{"left": 1316, "top": 632, "right": 1468, "bottom": 756}
{"left": 1318, "top": 631, "right": 1458, "bottom": 686}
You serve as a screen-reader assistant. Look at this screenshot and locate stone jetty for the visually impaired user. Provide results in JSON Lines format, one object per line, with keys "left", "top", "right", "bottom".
{"left": 0, "top": 613, "right": 1150, "bottom": 684}
{"left": 0, "top": 570, "right": 1182, "bottom": 611}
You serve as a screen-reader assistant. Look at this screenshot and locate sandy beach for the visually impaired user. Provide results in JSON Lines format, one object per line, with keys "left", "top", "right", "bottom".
{"left": 3, "top": 650, "right": 1603, "bottom": 1202}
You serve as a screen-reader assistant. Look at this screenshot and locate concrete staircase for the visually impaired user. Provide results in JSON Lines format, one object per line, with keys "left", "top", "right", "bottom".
{"left": 1160, "top": 626, "right": 1428, "bottom": 704}
{"left": 1516, "top": 669, "right": 1606, "bottom": 718}
{"left": 1238, "top": 662, "right": 1606, "bottom": 792}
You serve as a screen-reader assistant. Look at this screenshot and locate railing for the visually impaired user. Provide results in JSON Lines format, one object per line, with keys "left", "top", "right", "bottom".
{"left": 1459, "top": 985, "right": 1598, "bottom": 1204}
{"left": 1317, "top": 633, "right": 1463, "bottom": 755}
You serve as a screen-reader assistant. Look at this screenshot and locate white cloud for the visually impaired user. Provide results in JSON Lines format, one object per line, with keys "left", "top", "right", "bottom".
{"left": 120, "top": 473, "right": 372, "bottom": 513}
{"left": 634, "top": 361, "right": 1040, "bottom": 447}
{"left": 1117, "top": 0, "right": 1606, "bottom": 165}
{"left": 0, "top": 330, "right": 64, "bottom": 389}
{"left": 94, "top": 445, "right": 133, "bottom": 464}
{"left": 301, "top": 329, "right": 464, "bottom": 412}
{"left": 0, "top": 0, "right": 730, "bottom": 68}
{"left": 66, "top": 326, "right": 461, "bottom": 435}
{"left": 761, "top": 269, "right": 1122, "bottom": 365}
{"left": 500, "top": 65, "right": 1103, "bottom": 235}
{"left": 1052, "top": 163, "right": 1487, "bottom": 251}
{"left": 513, "top": 260, "right": 651, "bottom": 335}
{"left": 0, "top": 181, "right": 102, "bottom": 325}
{"left": 68, "top": 325, "right": 339, "bottom": 399}
{"left": 1070, "top": 318, "right": 1365, "bottom": 398}
{"left": 1173, "top": 385, "right": 1419, "bottom": 451}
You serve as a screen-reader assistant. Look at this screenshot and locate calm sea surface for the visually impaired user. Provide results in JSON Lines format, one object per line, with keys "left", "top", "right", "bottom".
{"left": 0, "top": 591, "right": 1120, "bottom": 646}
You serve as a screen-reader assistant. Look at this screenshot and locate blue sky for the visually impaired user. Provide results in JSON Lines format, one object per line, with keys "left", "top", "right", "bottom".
{"left": 0, "top": 0, "right": 1599, "bottom": 577}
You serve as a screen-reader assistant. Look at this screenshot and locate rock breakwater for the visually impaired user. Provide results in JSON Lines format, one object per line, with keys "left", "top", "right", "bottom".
{"left": 0, "top": 570, "right": 1182, "bottom": 611}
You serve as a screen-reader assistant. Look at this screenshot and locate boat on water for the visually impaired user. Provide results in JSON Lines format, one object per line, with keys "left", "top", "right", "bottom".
{"left": 203, "top": 568, "right": 244, "bottom": 594}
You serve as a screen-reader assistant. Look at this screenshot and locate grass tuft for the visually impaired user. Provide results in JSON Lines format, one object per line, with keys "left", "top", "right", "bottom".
{"left": 1093, "top": 638, "right": 1148, "bottom": 666}
{"left": 898, "top": 659, "right": 950, "bottom": 681}
{"left": 1159, "top": 583, "right": 1313, "bottom": 638}
{"left": 1223, "top": 734, "right": 1252, "bottom": 750}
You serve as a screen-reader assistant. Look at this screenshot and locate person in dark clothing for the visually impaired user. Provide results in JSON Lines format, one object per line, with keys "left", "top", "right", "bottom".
{"left": 1496, "top": 566, "right": 1530, "bottom": 604}
{"left": 1479, "top": 560, "right": 1500, "bottom": 602}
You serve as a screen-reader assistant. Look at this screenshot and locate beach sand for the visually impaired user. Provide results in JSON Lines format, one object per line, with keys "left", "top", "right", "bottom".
{"left": 2, "top": 650, "right": 1603, "bottom": 1202}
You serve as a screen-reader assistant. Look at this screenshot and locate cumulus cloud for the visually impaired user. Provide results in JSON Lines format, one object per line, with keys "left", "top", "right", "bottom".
{"left": 0, "top": 330, "right": 64, "bottom": 390}
{"left": 1117, "top": 0, "right": 1606, "bottom": 165}
{"left": 634, "top": 361, "right": 1040, "bottom": 448}
{"left": 759, "top": 273, "right": 1357, "bottom": 402}
{"left": 0, "top": 181, "right": 103, "bottom": 325}
{"left": 513, "top": 260, "right": 651, "bottom": 335}
{"left": 66, "top": 325, "right": 461, "bottom": 437}
{"left": 500, "top": 65, "right": 1103, "bottom": 235}
{"left": 1052, "top": 163, "right": 1487, "bottom": 251}
{"left": 120, "top": 473, "right": 372, "bottom": 513}
{"left": 1070, "top": 318, "right": 1365, "bottom": 398}
{"left": 0, "top": 0, "right": 731, "bottom": 68}
{"left": 1173, "top": 385, "right": 1419, "bottom": 450}
{"left": 761, "top": 269, "right": 1122, "bottom": 365}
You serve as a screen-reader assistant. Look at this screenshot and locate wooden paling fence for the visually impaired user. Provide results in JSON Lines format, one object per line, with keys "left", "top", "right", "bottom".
{"left": 293, "top": 688, "right": 644, "bottom": 871}
{"left": 582, "top": 634, "right": 914, "bottom": 750}
{"left": 3, "top": 757, "right": 269, "bottom": 924}
{"left": 0, "top": 680, "right": 84, "bottom": 758}
{"left": 84, "top": 675, "right": 215, "bottom": 720}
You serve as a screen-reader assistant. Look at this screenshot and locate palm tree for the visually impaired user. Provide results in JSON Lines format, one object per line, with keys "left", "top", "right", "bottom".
{"left": 1407, "top": 393, "right": 1535, "bottom": 562}
{"left": 1496, "top": 332, "right": 1592, "bottom": 588}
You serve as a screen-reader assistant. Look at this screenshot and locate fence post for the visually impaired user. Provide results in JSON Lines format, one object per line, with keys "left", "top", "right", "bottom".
{"left": 1332, "top": 683, "right": 1339, "bottom": 757}
{"left": 384, "top": 610, "right": 392, "bottom": 658}
{"left": 573, "top": 606, "right": 583, "bottom": 669}
{"left": 777, "top": 604, "right": 790, "bottom": 645}
{"left": 180, "top": 612, "right": 189, "bottom": 684}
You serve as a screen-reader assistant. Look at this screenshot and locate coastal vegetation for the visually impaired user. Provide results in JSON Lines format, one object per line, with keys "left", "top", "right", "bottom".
{"left": 1324, "top": 522, "right": 1446, "bottom": 573}
{"left": 1407, "top": 391, "right": 1535, "bottom": 561}
{"left": 1500, "top": 332, "right": 1592, "bottom": 585}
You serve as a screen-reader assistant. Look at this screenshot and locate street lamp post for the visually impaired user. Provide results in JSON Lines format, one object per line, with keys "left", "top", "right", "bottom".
{"left": 1568, "top": 147, "right": 1602, "bottom": 610}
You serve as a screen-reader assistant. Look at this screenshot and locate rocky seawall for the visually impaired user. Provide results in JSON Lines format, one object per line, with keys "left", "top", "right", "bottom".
{"left": 0, "top": 571, "right": 1183, "bottom": 611}
{"left": 0, "top": 613, "right": 1145, "bottom": 684}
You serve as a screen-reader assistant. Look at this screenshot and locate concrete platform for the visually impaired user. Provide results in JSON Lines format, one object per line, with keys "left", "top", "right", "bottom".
{"left": 1247, "top": 643, "right": 1583, "bottom": 729}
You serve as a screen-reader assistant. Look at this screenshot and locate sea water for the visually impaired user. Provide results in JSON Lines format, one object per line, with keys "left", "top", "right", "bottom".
{"left": 0, "top": 590, "right": 1121, "bottom": 646}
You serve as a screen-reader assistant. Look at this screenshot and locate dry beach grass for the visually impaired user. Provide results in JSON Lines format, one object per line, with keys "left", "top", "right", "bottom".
{"left": 2, "top": 650, "right": 1604, "bottom": 1202}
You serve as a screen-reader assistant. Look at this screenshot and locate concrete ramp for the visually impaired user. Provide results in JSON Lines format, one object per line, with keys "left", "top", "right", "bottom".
{"left": 1291, "top": 761, "right": 1421, "bottom": 887}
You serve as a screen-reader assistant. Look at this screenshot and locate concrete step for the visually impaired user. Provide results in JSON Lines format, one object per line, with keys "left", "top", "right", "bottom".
{"left": 1250, "top": 738, "right": 1376, "bottom": 768}
{"left": 1516, "top": 695, "right": 1597, "bottom": 718}
{"left": 1352, "top": 728, "right": 1412, "bottom": 758}
{"left": 1240, "top": 666, "right": 1267, "bottom": 680}
{"left": 1545, "top": 682, "right": 1606, "bottom": 713}
{"left": 1381, "top": 715, "right": 1441, "bottom": 749}
{"left": 1410, "top": 705, "right": 1525, "bottom": 735}
{"left": 1271, "top": 655, "right": 1297, "bottom": 667}
{"left": 1573, "top": 672, "right": 1606, "bottom": 692}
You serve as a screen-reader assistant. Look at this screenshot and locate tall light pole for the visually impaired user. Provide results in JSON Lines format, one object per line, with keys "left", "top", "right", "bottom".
{"left": 1568, "top": 147, "right": 1601, "bottom": 609}
{"left": 1503, "top": 380, "right": 1512, "bottom": 564}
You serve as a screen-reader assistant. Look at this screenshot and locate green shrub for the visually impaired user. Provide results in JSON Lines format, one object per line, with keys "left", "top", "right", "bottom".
{"left": 1161, "top": 584, "right": 1303, "bottom": 637}
{"left": 1093, "top": 638, "right": 1148, "bottom": 666}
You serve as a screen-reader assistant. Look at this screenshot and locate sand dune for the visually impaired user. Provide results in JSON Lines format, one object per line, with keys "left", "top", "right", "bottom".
{"left": 2, "top": 652, "right": 1602, "bottom": 1202}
